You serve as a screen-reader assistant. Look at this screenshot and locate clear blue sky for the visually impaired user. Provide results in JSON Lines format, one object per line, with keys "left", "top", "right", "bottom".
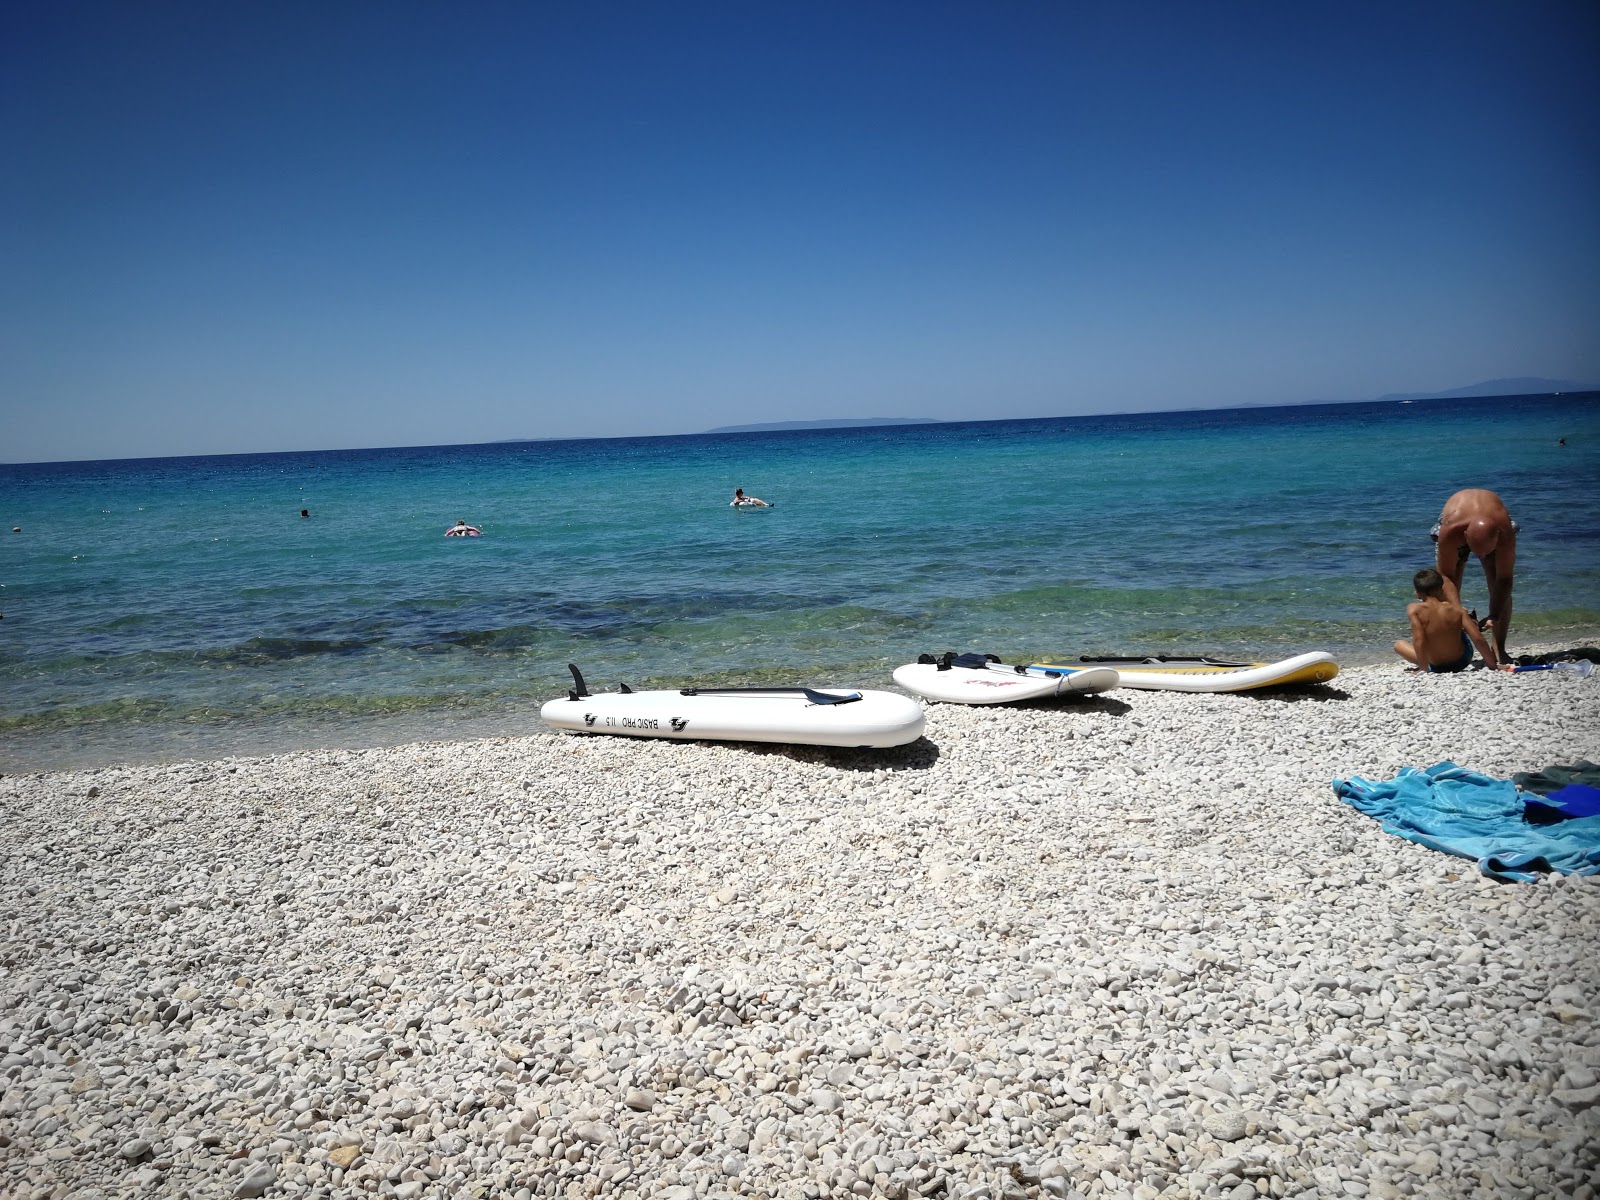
{"left": 5, "top": 1, "right": 1597, "bottom": 462}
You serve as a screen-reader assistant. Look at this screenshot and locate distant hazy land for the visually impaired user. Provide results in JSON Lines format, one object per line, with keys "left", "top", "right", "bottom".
{"left": 704, "top": 417, "right": 941, "bottom": 434}
{"left": 492, "top": 383, "right": 1595, "bottom": 447}
{"left": 1373, "top": 377, "right": 1590, "bottom": 403}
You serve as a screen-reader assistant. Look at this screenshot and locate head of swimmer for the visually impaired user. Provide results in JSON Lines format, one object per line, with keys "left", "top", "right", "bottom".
{"left": 734, "top": 488, "right": 745, "bottom": 498}
{"left": 1464, "top": 518, "right": 1501, "bottom": 557}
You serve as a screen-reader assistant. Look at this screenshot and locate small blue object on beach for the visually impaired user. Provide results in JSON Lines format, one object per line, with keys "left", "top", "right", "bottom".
{"left": 1511, "top": 661, "right": 1594, "bottom": 678}
{"left": 1524, "top": 783, "right": 1600, "bottom": 823}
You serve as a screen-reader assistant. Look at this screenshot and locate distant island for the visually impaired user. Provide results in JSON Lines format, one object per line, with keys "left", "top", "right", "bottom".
{"left": 491, "top": 384, "right": 1594, "bottom": 448}
{"left": 1374, "top": 377, "right": 1589, "bottom": 403}
{"left": 704, "top": 417, "right": 941, "bottom": 434}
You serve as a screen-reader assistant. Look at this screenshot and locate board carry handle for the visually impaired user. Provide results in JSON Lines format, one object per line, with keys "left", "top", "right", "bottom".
{"left": 917, "top": 651, "right": 1007, "bottom": 672}
{"left": 678, "top": 686, "right": 863, "bottom": 706}
{"left": 1077, "top": 654, "right": 1253, "bottom": 667}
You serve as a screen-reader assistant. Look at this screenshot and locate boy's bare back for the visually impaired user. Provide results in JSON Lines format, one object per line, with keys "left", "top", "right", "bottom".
{"left": 1408, "top": 596, "right": 1471, "bottom": 668}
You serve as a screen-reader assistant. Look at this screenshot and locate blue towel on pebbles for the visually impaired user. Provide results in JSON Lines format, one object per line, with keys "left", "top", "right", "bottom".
{"left": 1331, "top": 762, "right": 1600, "bottom": 883}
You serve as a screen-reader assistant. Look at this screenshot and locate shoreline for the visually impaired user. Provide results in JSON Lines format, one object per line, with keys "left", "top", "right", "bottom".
{"left": 2, "top": 656, "right": 1597, "bottom": 1199}
{"left": 6, "top": 633, "right": 1599, "bottom": 777}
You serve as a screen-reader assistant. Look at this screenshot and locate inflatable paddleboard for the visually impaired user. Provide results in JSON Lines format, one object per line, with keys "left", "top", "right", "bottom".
{"left": 541, "top": 665, "right": 924, "bottom": 748}
{"left": 1029, "top": 651, "right": 1338, "bottom": 693}
{"left": 893, "top": 652, "right": 1119, "bottom": 705}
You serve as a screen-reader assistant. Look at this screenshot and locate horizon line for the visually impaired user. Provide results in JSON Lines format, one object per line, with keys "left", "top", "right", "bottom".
{"left": 4, "top": 389, "right": 1593, "bottom": 469}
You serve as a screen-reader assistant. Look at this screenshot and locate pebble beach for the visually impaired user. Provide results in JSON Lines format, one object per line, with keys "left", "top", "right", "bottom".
{"left": 3, "top": 656, "right": 1598, "bottom": 1200}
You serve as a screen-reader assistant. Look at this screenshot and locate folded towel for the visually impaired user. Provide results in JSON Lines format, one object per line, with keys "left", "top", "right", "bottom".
{"left": 1511, "top": 759, "right": 1600, "bottom": 795}
{"left": 1524, "top": 783, "right": 1600, "bottom": 823}
{"left": 1331, "top": 762, "right": 1600, "bottom": 883}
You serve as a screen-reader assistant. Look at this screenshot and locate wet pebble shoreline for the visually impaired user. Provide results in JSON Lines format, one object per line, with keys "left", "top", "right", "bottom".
{"left": 2, "top": 657, "right": 1597, "bottom": 1200}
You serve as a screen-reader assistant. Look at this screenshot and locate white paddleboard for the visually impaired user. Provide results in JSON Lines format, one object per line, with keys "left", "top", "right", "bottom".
{"left": 1029, "top": 651, "right": 1339, "bottom": 693}
{"left": 542, "top": 667, "right": 924, "bottom": 748}
{"left": 893, "top": 656, "right": 1120, "bottom": 705}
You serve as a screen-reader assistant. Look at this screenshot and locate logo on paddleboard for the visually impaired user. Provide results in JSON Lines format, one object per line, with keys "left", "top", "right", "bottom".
{"left": 584, "top": 713, "right": 596, "bottom": 726}
{"left": 670, "top": 717, "right": 687, "bottom": 732}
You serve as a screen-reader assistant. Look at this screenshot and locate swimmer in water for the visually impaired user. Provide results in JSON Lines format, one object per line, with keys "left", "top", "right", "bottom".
{"left": 445, "top": 519, "right": 482, "bottom": 537}
{"left": 731, "top": 488, "right": 771, "bottom": 508}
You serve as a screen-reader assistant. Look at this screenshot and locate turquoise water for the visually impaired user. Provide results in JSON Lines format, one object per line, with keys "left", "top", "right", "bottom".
{"left": 2, "top": 394, "right": 1597, "bottom": 770}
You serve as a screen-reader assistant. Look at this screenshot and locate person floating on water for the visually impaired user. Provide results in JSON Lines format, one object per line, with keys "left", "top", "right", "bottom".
{"left": 445, "top": 519, "right": 482, "bottom": 537}
{"left": 1394, "top": 567, "right": 1504, "bottom": 674}
{"left": 1431, "top": 488, "right": 1516, "bottom": 662}
{"left": 731, "top": 488, "right": 771, "bottom": 508}
{"left": 300, "top": 509, "right": 310, "bottom": 519}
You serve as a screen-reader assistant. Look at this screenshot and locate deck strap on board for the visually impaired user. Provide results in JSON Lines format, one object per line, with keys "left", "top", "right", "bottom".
{"left": 678, "top": 686, "right": 863, "bottom": 706}
{"left": 1078, "top": 654, "right": 1252, "bottom": 667}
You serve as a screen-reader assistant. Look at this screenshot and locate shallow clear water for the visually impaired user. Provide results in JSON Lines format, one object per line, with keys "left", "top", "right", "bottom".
{"left": 3, "top": 394, "right": 1596, "bottom": 770}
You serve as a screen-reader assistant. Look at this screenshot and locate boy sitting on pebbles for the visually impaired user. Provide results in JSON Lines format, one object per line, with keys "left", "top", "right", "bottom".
{"left": 1394, "top": 567, "right": 1505, "bottom": 673}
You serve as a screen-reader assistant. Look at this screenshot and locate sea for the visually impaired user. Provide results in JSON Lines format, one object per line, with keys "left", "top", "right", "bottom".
{"left": 3, "top": 393, "right": 1597, "bottom": 772}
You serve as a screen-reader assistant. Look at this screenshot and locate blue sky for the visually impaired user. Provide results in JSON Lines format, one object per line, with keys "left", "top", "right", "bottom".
{"left": 5, "top": 1, "right": 1597, "bottom": 462}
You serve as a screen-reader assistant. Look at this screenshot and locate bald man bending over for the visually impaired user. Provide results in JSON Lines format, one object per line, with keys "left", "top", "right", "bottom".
{"left": 1432, "top": 489, "right": 1517, "bottom": 662}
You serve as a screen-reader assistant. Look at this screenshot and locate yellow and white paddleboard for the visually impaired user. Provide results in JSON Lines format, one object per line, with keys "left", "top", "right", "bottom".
{"left": 1027, "top": 651, "right": 1338, "bottom": 693}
